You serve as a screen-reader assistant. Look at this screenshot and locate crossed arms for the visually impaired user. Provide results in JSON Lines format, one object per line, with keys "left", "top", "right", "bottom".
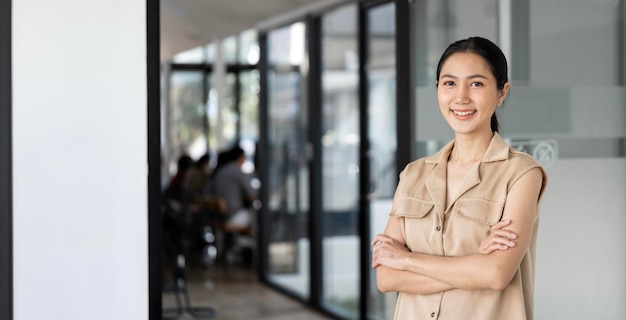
{"left": 371, "top": 167, "right": 544, "bottom": 294}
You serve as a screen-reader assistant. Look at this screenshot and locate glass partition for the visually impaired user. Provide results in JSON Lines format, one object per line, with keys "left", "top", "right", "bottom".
{"left": 221, "top": 73, "right": 238, "bottom": 148}
{"left": 169, "top": 70, "right": 207, "bottom": 165}
{"left": 266, "top": 22, "right": 310, "bottom": 299}
{"left": 320, "top": 5, "right": 360, "bottom": 317}
{"left": 410, "top": 1, "right": 626, "bottom": 319}
{"left": 172, "top": 46, "right": 206, "bottom": 64}
{"left": 239, "top": 30, "right": 260, "bottom": 65}
{"left": 525, "top": 1, "right": 625, "bottom": 319}
{"left": 221, "top": 36, "right": 238, "bottom": 64}
{"left": 367, "top": 4, "right": 397, "bottom": 320}
{"left": 239, "top": 70, "right": 260, "bottom": 171}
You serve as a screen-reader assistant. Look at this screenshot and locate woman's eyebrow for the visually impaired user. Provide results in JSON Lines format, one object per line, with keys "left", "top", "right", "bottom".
{"left": 439, "top": 74, "right": 489, "bottom": 80}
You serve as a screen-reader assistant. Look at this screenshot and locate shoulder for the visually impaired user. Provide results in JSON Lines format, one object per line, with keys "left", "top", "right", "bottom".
{"left": 508, "top": 147, "right": 542, "bottom": 168}
{"left": 506, "top": 147, "right": 548, "bottom": 196}
{"left": 507, "top": 148, "right": 546, "bottom": 179}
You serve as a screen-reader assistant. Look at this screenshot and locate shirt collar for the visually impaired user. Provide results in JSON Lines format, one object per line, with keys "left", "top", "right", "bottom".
{"left": 425, "top": 132, "right": 510, "bottom": 165}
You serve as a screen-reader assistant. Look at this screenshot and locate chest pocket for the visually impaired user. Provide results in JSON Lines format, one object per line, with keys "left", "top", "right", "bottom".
{"left": 454, "top": 198, "right": 504, "bottom": 225}
{"left": 445, "top": 198, "right": 505, "bottom": 255}
{"left": 393, "top": 197, "right": 438, "bottom": 253}
{"left": 394, "top": 197, "right": 434, "bottom": 218}
{"left": 453, "top": 199, "right": 504, "bottom": 226}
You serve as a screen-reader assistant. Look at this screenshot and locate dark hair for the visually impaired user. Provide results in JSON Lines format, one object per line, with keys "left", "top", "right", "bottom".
{"left": 435, "top": 36, "right": 508, "bottom": 133}
{"left": 213, "top": 145, "right": 245, "bottom": 174}
{"left": 177, "top": 154, "right": 193, "bottom": 171}
{"left": 195, "top": 154, "right": 210, "bottom": 168}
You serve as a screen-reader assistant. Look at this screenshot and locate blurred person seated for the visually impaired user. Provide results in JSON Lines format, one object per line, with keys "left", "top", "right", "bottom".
{"left": 164, "top": 154, "right": 193, "bottom": 206}
{"left": 206, "top": 145, "right": 258, "bottom": 264}
{"left": 182, "top": 153, "right": 212, "bottom": 211}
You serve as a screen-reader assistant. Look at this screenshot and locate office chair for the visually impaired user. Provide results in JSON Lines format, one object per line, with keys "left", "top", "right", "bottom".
{"left": 162, "top": 199, "right": 216, "bottom": 319}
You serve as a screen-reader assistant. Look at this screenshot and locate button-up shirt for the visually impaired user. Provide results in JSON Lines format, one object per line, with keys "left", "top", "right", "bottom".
{"left": 389, "top": 133, "right": 547, "bottom": 320}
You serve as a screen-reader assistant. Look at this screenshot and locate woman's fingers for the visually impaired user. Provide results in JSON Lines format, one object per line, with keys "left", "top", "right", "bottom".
{"left": 371, "top": 234, "right": 410, "bottom": 269}
{"left": 479, "top": 221, "right": 518, "bottom": 254}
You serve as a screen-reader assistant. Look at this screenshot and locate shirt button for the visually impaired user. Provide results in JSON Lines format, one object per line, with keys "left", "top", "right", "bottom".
{"left": 436, "top": 226, "right": 441, "bottom": 231}
{"left": 431, "top": 312, "right": 436, "bottom": 317}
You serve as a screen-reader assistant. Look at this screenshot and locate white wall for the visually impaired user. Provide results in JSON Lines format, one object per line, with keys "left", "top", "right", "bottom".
{"left": 12, "top": 1, "right": 148, "bottom": 320}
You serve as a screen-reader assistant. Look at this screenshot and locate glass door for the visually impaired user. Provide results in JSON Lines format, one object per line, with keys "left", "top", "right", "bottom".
{"left": 365, "top": 4, "right": 397, "bottom": 319}
{"left": 320, "top": 4, "right": 360, "bottom": 317}
{"left": 265, "top": 22, "right": 311, "bottom": 299}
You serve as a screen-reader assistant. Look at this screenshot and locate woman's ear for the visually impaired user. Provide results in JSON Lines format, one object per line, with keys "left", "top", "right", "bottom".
{"left": 497, "top": 82, "right": 510, "bottom": 106}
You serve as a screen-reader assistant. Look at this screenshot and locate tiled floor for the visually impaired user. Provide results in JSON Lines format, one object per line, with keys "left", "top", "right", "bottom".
{"left": 162, "top": 261, "right": 336, "bottom": 320}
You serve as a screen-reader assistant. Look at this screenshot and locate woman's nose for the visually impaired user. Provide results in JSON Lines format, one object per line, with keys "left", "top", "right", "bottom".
{"left": 456, "top": 87, "right": 470, "bottom": 104}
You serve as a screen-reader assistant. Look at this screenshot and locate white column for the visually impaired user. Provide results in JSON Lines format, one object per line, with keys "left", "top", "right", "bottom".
{"left": 12, "top": 1, "right": 148, "bottom": 319}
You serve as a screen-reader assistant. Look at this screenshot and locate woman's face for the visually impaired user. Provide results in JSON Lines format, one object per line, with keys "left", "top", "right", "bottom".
{"left": 437, "top": 52, "right": 509, "bottom": 136}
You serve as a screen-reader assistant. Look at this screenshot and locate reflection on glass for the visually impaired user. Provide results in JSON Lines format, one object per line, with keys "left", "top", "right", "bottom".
{"left": 367, "top": 4, "right": 396, "bottom": 320}
{"left": 321, "top": 4, "right": 359, "bottom": 318}
{"left": 266, "top": 23, "right": 310, "bottom": 299}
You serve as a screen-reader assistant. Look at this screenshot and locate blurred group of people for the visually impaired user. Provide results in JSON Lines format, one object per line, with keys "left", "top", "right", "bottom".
{"left": 162, "top": 145, "right": 258, "bottom": 266}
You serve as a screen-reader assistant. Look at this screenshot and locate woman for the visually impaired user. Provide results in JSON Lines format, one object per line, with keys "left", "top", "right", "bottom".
{"left": 371, "top": 37, "right": 547, "bottom": 320}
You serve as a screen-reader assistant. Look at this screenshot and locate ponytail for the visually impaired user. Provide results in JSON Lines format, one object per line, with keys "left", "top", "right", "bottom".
{"left": 490, "top": 113, "right": 499, "bottom": 133}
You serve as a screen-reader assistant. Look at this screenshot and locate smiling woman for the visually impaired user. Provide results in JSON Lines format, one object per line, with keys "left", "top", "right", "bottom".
{"left": 0, "top": 0, "right": 12, "bottom": 319}
{"left": 371, "top": 37, "right": 548, "bottom": 320}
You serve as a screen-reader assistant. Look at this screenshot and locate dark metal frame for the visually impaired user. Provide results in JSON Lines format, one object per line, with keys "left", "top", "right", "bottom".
{"left": 147, "top": 0, "right": 162, "bottom": 319}
{"left": 257, "top": 32, "right": 270, "bottom": 283}
{"left": 617, "top": 0, "right": 626, "bottom": 86}
{"left": 357, "top": 3, "right": 371, "bottom": 319}
{"left": 0, "top": 0, "right": 12, "bottom": 319}
{"left": 395, "top": 0, "right": 412, "bottom": 176}
{"left": 617, "top": 0, "right": 626, "bottom": 154}
{"left": 306, "top": 14, "right": 324, "bottom": 310}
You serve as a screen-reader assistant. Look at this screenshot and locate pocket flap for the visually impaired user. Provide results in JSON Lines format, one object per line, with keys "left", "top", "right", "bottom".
{"left": 455, "top": 198, "right": 504, "bottom": 225}
{"left": 391, "top": 197, "right": 434, "bottom": 218}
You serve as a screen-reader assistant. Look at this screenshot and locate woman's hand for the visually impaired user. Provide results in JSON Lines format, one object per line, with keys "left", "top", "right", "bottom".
{"left": 371, "top": 234, "right": 411, "bottom": 270}
{"left": 479, "top": 220, "right": 517, "bottom": 254}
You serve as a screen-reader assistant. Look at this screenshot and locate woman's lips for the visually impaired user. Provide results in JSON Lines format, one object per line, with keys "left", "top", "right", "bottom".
{"left": 452, "top": 109, "right": 476, "bottom": 117}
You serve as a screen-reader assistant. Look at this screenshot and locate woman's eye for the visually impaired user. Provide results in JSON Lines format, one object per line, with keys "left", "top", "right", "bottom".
{"left": 443, "top": 81, "right": 455, "bottom": 86}
{"left": 470, "top": 82, "right": 483, "bottom": 87}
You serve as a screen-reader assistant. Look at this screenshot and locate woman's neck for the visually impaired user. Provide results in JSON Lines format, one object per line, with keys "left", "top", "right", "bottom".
{"left": 449, "top": 131, "right": 494, "bottom": 167}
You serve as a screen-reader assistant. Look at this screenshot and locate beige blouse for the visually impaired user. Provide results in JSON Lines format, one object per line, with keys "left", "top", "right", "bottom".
{"left": 389, "top": 133, "right": 547, "bottom": 320}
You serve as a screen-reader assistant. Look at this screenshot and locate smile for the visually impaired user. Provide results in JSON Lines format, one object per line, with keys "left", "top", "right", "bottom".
{"left": 452, "top": 110, "right": 476, "bottom": 116}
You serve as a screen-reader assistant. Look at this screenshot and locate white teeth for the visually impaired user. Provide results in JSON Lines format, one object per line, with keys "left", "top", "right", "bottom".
{"left": 453, "top": 110, "right": 476, "bottom": 116}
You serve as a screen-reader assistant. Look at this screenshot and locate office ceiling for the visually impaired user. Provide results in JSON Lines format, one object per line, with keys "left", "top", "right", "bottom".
{"left": 160, "top": 0, "right": 336, "bottom": 61}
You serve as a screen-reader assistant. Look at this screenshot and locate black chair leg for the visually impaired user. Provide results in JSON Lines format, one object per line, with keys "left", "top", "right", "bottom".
{"left": 166, "top": 254, "right": 215, "bottom": 319}
{"left": 162, "top": 208, "right": 216, "bottom": 319}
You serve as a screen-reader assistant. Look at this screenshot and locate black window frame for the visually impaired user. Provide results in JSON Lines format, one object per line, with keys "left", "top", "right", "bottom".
{"left": 147, "top": 0, "right": 162, "bottom": 318}
{"left": 0, "top": 0, "right": 13, "bottom": 319}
